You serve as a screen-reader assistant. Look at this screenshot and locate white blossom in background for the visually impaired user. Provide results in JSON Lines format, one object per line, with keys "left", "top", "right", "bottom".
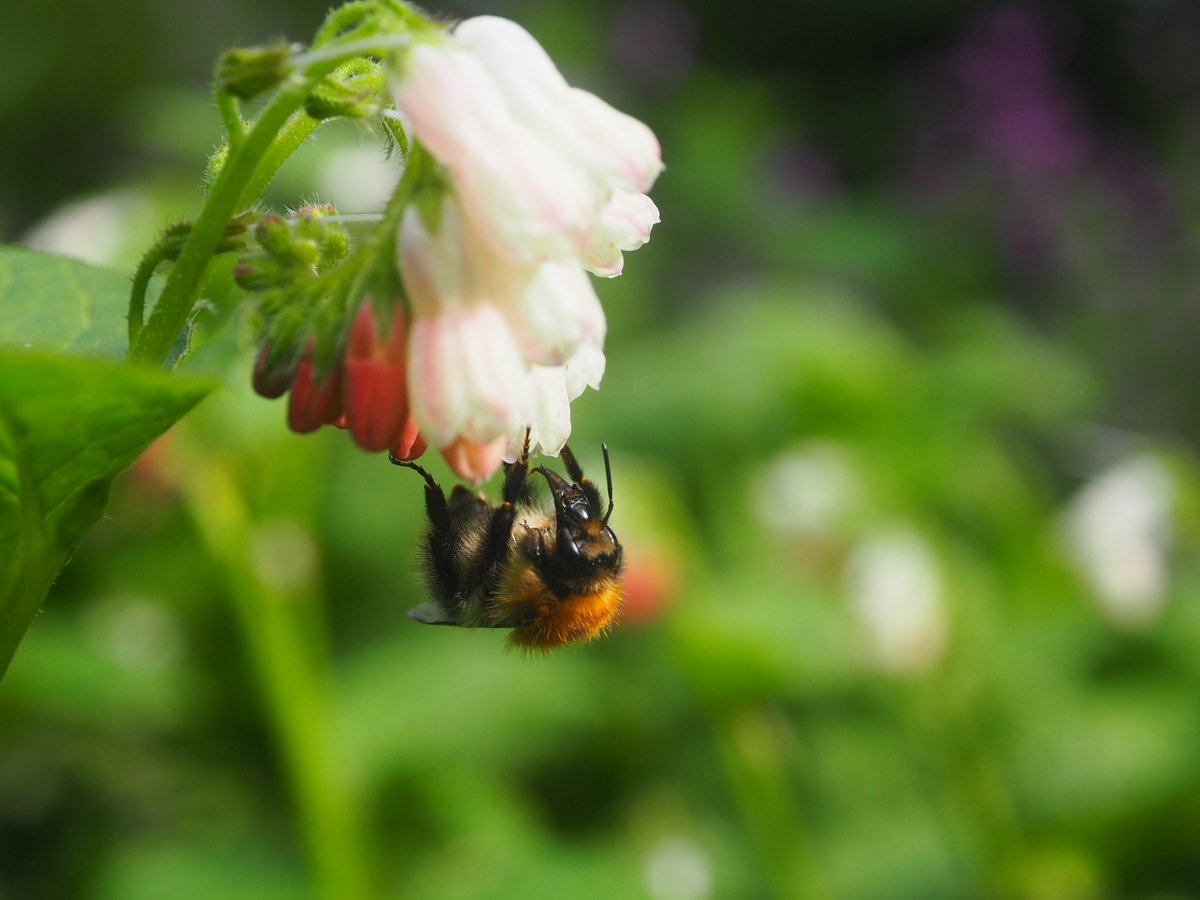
{"left": 750, "top": 442, "right": 863, "bottom": 538}
{"left": 641, "top": 836, "right": 713, "bottom": 900}
{"left": 21, "top": 188, "right": 155, "bottom": 267}
{"left": 390, "top": 15, "right": 662, "bottom": 474}
{"left": 315, "top": 143, "right": 400, "bottom": 213}
{"left": 843, "top": 527, "right": 947, "bottom": 675}
{"left": 85, "top": 595, "right": 184, "bottom": 673}
{"left": 1063, "top": 455, "right": 1174, "bottom": 628}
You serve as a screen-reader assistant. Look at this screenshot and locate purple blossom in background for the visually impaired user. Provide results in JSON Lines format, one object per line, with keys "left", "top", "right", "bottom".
{"left": 767, "top": 142, "right": 836, "bottom": 207}
{"left": 611, "top": 1, "right": 699, "bottom": 91}
{"left": 952, "top": 6, "right": 1090, "bottom": 179}
{"left": 908, "top": 4, "right": 1174, "bottom": 286}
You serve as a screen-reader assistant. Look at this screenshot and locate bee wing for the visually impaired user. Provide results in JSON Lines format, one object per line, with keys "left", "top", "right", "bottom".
{"left": 408, "top": 602, "right": 459, "bottom": 626}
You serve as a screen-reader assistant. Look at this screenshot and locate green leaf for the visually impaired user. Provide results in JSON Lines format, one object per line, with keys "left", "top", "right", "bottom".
{"left": 0, "top": 349, "right": 210, "bottom": 677}
{"left": 0, "top": 244, "right": 135, "bottom": 357}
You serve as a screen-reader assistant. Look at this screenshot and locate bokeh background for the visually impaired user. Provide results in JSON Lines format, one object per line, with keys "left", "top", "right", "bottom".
{"left": 4, "top": 1, "right": 1200, "bottom": 898}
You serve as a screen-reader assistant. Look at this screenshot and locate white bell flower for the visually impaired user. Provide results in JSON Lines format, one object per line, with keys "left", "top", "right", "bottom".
{"left": 453, "top": 16, "right": 664, "bottom": 194}
{"left": 399, "top": 200, "right": 532, "bottom": 447}
{"left": 392, "top": 40, "right": 597, "bottom": 263}
{"left": 583, "top": 190, "right": 661, "bottom": 277}
{"left": 502, "top": 259, "right": 606, "bottom": 366}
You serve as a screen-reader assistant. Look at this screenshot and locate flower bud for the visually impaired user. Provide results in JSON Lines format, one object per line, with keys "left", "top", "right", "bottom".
{"left": 287, "top": 343, "right": 344, "bottom": 433}
{"left": 251, "top": 342, "right": 295, "bottom": 399}
{"left": 305, "top": 59, "right": 384, "bottom": 121}
{"left": 256, "top": 214, "right": 295, "bottom": 258}
{"left": 391, "top": 419, "right": 427, "bottom": 461}
{"left": 216, "top": 42, "right": 295, "bottom": 100}
{"left": 343, "top": 302, "right": 412, "bottom": 452}
{"left": 440, "top": 435, "right": 506, "bottom": 483}
{"left": 234, "top": 259, "right": 290, "bottom": 291}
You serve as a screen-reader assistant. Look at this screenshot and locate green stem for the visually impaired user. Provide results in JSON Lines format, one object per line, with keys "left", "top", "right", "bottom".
{"left": 126, "top": 18, "right": 429, "bottom": 369}
{"left": 216, "top": 91, "right": 245, "bottom": 148}
{"left": 128, "top": 225, "right": 188, "bottom": 349}
{"left": 709, "top": 709, "right": 828, "bottom": 900}
{"left": 312, "top": 1, "right": 377, "bottom": 47}
{"left": 128, "top": 82, "right": 311, "bottom": 367}
{"left": 237, "top": 110, "right": 319, "bottom": 209}
{"left": 178, "top": 456, "right": 372, "bottom": 900}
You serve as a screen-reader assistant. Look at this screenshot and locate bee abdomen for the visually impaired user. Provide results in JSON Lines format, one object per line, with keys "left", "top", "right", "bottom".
{"left": 498, "top": 570, "right": 623, "bottom": 651}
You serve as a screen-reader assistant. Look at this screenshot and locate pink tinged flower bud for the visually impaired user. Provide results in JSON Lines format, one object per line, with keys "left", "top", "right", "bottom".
{"left": 583, "top": 190, "right": 661, "bottom": 278}
{"left": 343, "top": 303, "right": 413, "bottom": 452}
{"left": 287, "top": 345, "right": 344, "bottom": 434}
{"left": 440, "top": 435, "right": 506, "bottom": 483}
{"left": 392, "top": 42, "right": 596, "bottom": 263}
{"left": 454, "top": 17, "right": 664, "bottom": 194}
{"left": 503, "top": 260, "right": 606, "bottom": 366}
{"left": 391, "top": 418, "right": 427, "bottom": 461}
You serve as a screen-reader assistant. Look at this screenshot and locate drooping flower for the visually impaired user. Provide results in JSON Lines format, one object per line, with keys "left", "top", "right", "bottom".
{"left": 391, "top": 41, "right": 597, "bottom": 264}
{"left": 440, "top": 435, "right": 508, "bottom": 484}
{"left": 252, "top": 341, "right": 295, "bottom": 399}
{"left": 343, "top": 302, "right": 412, "bottom": 452}
{"left": 399, "top": 199, "right": 533, "bottom": 450}
{"left": 452, "top": 17, "right": 664, "bottom": 193}
{"left": 386, "top": 16, "right": 661, "bottom": 470}
{"left": 584, "top": 190, "right": 661, "bottom": 278}
{"left": 287, "top": 342, "right": 344, "bottom": 434}
{"left": 501, "top": 258, "right": 606, "bottom": 366}
{"left": 250, "top": 11, "right": 661, "bottom": 482}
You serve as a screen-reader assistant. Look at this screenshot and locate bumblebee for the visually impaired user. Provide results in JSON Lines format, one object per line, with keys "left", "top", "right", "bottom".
{"left": 390, "top": 437, "right": 623, "bottom": 650}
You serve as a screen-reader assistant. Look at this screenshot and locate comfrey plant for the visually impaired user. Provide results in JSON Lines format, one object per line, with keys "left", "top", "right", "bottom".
{"left": 223, "top": 10, "right": 662, "bottom": 481}
{"left": 0, "top": 1, "right": 661, "bottom": 677}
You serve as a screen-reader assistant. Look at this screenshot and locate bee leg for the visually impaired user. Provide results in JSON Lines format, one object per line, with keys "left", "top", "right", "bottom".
{"left": 559, "top": 444, "right": 603, "bottom": 512}
{"left": 390, "top": 455, "right": 461, "bottom": 605}
{"left": 470, "top": 430, "right": 532, "bottom": 582}
{"left": 389, "top": 455, "right": 451, "bottom": 535}
{"left": 560, "top": 444, "right": 585, "bottom": 482}
{"left": 503, "top": 429, "right": 536, "bottom": 504}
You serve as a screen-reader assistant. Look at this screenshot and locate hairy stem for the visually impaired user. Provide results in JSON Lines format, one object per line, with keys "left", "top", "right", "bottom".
{"left": 128, "top": 83, "right": 311, "bottom": 367}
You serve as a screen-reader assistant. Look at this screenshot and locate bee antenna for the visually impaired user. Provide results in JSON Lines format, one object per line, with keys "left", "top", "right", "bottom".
{"left": 601, "top": 443, "right": 615, "bottom": 526}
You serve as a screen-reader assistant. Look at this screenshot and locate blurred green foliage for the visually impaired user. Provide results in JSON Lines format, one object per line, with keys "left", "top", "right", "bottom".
{"left": 5, "top": 1, "right": 1200, "bottom": 898}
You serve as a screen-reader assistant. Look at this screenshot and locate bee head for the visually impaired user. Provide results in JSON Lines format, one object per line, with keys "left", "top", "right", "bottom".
{"left": 534, "top": 463, "right": 620, "bottom": 574}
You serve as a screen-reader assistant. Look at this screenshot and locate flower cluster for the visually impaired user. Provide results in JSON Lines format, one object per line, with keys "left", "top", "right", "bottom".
{"left": 248, "top": 15, "right": 661, "bottom": 481}
{"left": 391, "top": 15, "right": 662, "bottom": 472}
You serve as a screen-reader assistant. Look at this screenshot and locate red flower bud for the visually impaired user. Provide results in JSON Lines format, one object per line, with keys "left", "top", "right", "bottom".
{"left": 287, "top": 343, "right": 344, "bottom": 433}
{"left": 343, "top": 303, "right": 412, "bottom": 452}
{"left": 252, "top": 342, "right": 294, "bottom": 399}
{"left": 391, "top": 418, "right": 427, "bottom": 461}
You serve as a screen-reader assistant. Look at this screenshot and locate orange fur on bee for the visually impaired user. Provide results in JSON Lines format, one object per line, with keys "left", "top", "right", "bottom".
{"left": 499, "top": 563, "right": 623, "bottom": 651}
